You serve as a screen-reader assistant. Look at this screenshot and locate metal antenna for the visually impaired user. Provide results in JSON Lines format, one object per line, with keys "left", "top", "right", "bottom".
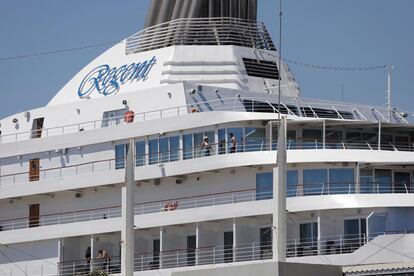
{"left": 386, "top": 65, "right": 393, "bottom": 122}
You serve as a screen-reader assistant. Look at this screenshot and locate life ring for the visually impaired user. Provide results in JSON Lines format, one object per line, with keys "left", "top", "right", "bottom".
{"left": 191, "top": 108, "right": 198, "bottom": 113}
{"left": 124, "top": 111, "right": 135, "bottom": 123}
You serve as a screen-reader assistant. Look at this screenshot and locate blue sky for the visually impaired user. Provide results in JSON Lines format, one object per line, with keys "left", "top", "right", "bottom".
{"left": 0, "top": 0, "right": 413, "bottom": 119}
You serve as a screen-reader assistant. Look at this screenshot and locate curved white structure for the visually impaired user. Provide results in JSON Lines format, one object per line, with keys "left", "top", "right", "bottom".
{"left": 0, "top": 2, "right": 413, "bottom": 276}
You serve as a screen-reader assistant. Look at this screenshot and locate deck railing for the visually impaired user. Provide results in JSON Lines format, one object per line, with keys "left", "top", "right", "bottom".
{"left": 0, "top": 94, "right": 406, "bottom": 145}
{"left": 57, "top": 230, "right": 414, "bottom": 275}
{"left": 125, "top": 17, "right": 276, "bottom": 54}
{"left": 0, "top": 183, "right": 412, "bottom": 232}
{"left": 2, "top": 139, "right": 414, "bottom": 187}
{"left": 58, "top": 241, "right": 273, "bottom": 275}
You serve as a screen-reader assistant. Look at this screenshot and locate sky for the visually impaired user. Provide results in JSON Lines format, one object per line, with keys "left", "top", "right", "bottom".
{"left": 0, "top": 0, "right": 413, "bottom": 119}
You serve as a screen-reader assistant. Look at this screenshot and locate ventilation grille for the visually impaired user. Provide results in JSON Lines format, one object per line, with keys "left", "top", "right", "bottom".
{"left": 242, "top": 58, "right": 279, "bottom": 80}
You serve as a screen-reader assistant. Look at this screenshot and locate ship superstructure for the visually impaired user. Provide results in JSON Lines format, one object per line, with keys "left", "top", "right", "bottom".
{"left": 0, "top": 1, "right": 414, "bottom": 275}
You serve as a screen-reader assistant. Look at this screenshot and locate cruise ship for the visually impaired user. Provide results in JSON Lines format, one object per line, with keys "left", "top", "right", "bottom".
{"left": 1, "top": 1, "right": 414, "bottom": 275}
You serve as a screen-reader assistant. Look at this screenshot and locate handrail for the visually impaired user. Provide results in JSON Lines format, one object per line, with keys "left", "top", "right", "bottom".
{"left": 57, "top": 229, "right": 414, "bottom": 275}
{"left": 0, "top": 94, "right": 408, "bottom": 145}
{"left": 0, "top": 180, "right": 412, "bottom": 232}
{"left": 2, "top": 138, "right": 414, "bottom": 187}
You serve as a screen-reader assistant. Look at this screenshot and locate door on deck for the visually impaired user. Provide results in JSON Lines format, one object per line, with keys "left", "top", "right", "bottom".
{"left": 29, "top": 158, "right": 40, "bottom": 182}
{"left": 394, "top": 172, "right": 410, "bottom": 193}
{"left": 260, "top": 227, "right": 272, "bottom": 259}
{"left": 29, "top": 204, "right": 40, "bottom": 228}
{"left": 187, "top": 235, "right": 196, "bottom": 266}
{"left": 224, "top": 231, "right": 233, "bottom": 263}
{"left": 31, "top": 118, "right": 44, "bottom": 139}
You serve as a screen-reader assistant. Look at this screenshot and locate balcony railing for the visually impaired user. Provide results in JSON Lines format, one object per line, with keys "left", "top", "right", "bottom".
{"left": 0, "top": 189, "right": 266, "bottom": 232}
{"left": 0, "top": 93, "right": 408, "bottom": 145}
{"left": 0, "top": 182, "right": 412, "bottom": 233}
{"left": 2, "top": 138, "right": 414, "bottom": 187}
{"left": 58, "top": 241, "right": 273, "bottom": 275}
{"left": 57, "top": 230, "right": 414, "bottom": 275}
{"left": 286, "top": 230, "right": 414, "bottom": 258}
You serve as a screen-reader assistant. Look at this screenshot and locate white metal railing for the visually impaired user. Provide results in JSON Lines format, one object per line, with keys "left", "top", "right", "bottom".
{"left": 0, "top": 94, "right": 408, "bottom": 145}
{"left": 0, "top": 189, "right": 267, "bottom": 233}
{"left": 57, "top": 241, "right": 273, "bottom": 275}
{"left": 286, "top": 230, "right": 414, "bottom": 258}
{"left": 57, "top": 230, "right": 414, "bottom": 275}
{"left": 2, "top": 138, "right": 414, "bottom": 187}
{"left": 1, "top": 181, "right": 412, "bottom": 232}
{"left": 125, "top": 17, "right": 276, "bottom": 54}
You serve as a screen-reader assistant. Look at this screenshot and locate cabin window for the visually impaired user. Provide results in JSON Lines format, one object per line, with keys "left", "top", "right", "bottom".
{"left": 300, "top": 222, "right": 318, "bottom": 248}
{"left": 31, "top": 118, "right": 44, "bottom": 139}
{"left": 256, "top": 172, "right": 273, "bottom": 200}
{"left": 375, "top": 170, "right": 392, "bottom": 193}
{"left": 148, "top": 136, "right": 180, "bottom": 164}
{"left": 360, "top": 169, "right": 374, "bottom": 193}
{"left": 344, "top": 218, "right": 366, "bottom": 252}
{"left": 244, "top": 127, "right": 265, "bottom": 152}
{"left": 303, "top": 169, "right": 327, "bottom": 195}
{"left": 115, "top": 144, "right": 128, "bottom": 169}
{"left": 148, "top": 140, "right": 159, "bottom": 165}
{"left": 183, "top": 134, "right": 193, "bottom": 160}
{"left": 218, "top": 129, "right": 226, "bottom": 155}
{"left": 227, "top": 128, "right": 243, "bottom": 153}
{"left": 135, "top": 141, "right": 146, "bottom": 167}
{"left": 102, "top": 109, "right": 127, "bottom": 127}
{"left": 329, "top": 168, "right": 354, "bottom": 194}
{"left": 287, "top": 170, "right": 298, "bottom": 197}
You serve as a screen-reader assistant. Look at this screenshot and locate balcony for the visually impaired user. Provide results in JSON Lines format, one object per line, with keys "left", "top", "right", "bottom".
{"left": 2, "top": 138, "right": 414, "bottom": 189}
{"left": 56, "top": 231, "right": 414, "bottom": 275}
{"left": 1, "top": 182, "right": 412, "bottom": 233}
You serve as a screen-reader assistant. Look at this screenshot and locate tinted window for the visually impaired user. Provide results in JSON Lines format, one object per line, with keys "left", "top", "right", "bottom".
{"left": 256, "top": 172, "right": 273, "bottom": 200}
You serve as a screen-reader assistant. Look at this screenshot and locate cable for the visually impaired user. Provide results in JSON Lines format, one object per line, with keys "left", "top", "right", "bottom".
{"left": 343, "top": 234, "right": 407, "bottom": 274}
{"left": 283, "top": 58, "right": 387, "bottom": 72}
{"left": 0, "top": 41, "right": 120, "bottom": 63}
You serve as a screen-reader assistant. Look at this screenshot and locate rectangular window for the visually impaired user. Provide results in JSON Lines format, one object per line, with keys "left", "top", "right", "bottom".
{"left": 228, "top": 128, "right": 243, "bottom": 153}
{"left": 287, "top": 170, "right": 298, "bottom": 197}
{"left": 169, "top": 136, "right": 180, "bottom": 162}
{"left": 344, "top": 218, "right": 366, "bottom": 252}
{"left": 183, "top": 134, "right": 193, "bottom": 160}
{"left": 135, "top": 141, "right": 146, "bottom": 167}
{"left": 148, "top": 140, "right": 159, "bottom": 165}
{"left": 256, "top": 172, "right": 273, "bottom": 200}
{"left": 102, "top": 109, "right": 126, "bottom": 127}
{"left": 303, "top": 169, "right": 327, "bottom": 195}
{"left": 329, "top": 168, "right": 354, "bottom": 194}
{"left": 115, "top": 144, "right": 128, "bottom": 169}
{"left": 360, "top": 169, "right": 374, "bottom": 193}
{"left": 244, "top": 127, "right": 265, "bottom": 152}
{"left": 218, "top": 129, "right": 226, "bottom": 155}
{"left": 159, "top": 137, "right": 169, "bottom": 163}
{"left": 375, "top": 170, "right": 391, "bottom": 193}
{"left": 302, "top": 129, "right": 322, "bottom": 149}
{"left": 300, "top": 222, "right": 318, "bottom": 249}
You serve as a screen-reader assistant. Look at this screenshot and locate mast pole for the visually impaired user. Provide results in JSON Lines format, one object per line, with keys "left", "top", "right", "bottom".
{"left": 121, "top": 139, "right": 135, "bottom": 276}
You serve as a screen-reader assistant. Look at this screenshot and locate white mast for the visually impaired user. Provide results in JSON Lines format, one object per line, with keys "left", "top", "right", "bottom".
{"left": 121, "top": 139, "right": 135, "bottom": 276}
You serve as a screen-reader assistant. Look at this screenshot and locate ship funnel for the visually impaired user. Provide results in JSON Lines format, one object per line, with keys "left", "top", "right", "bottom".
{"left": 144, "top": 0, "right": 257, "bottom": 28}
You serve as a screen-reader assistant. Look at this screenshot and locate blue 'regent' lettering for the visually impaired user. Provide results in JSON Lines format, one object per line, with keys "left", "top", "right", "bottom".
{"left": 78, "top": 56, "right": 157, "bottom": 98}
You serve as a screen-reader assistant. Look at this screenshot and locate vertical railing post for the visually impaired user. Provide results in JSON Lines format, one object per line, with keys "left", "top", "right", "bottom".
{"left": 176, "top": 250, "right": 179, "bottom": 267}
{"left": 294, "top": 239, "right": 297, "bottom": 257}
{"left": 340, "top": 235, "right": 343, "bottom": 254}
{"left": 213, "top": 247, "right": 216, "bottom": 264}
